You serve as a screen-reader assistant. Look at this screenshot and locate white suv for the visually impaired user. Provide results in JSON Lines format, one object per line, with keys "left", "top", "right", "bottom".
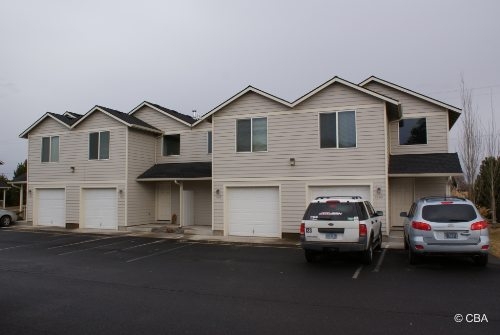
{"left": 300, "top": 196, "right": 384, "bottom": 264}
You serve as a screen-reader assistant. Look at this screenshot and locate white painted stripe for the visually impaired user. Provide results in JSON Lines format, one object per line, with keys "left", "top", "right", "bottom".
{"left": 47, "top": 236, "right": 116, "bottom": 249}
{"left": 352, "top": 265, "right": 363, "bottom": 279}
{"left": 104, "top": 239, "right": 165, "bottom": 254}
{"left": 57, "top": 238, "right": 129, "bottom": 255}
{"left": 125, "top": 243, "right": 193, "bottom": 263}
{"left": 373, "top": 247, "right": 388, "bottom": 272}
{"left": 0, "top": 235, "right": 84, "bottom": 252}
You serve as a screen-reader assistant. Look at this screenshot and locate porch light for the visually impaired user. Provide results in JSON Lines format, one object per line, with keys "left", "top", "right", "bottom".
{"left": 289, "top": 158, "right": 296, "bottom": 166}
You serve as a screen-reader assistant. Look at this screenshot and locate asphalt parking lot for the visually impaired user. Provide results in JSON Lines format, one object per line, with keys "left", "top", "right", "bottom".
{"left": 0, "top": 228, "right": 499, "bottom": 335}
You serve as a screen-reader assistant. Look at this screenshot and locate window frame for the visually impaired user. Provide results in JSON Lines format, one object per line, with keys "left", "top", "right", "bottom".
{"left": 398, "top": 117, "right": 428, "bottom": 146}
{"left": 235, "top": 117, "right": 268, "bottom": 153}
{"left": 162, "top": 134, "right": 181, "bottom": 156}
{"left": 88, "top": 131, "right": 110, "bottom": 161}
{"left": 207, "top": 131, "right": 212, "bottom": 154}
{"left": 41, "top": 135, "right": 59, "bottom": 163}
{"left": 319, "top": 110, "right": 357, "bottom": 149}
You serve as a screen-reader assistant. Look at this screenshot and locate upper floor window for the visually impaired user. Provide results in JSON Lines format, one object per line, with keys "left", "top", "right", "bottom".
{"left": 163, "top": 134, "right": 180, "bottom": 156}
{"left": 320, "top": 111, "right": 356, "bottom": 148}
{"left": 89, "top": 131, "right": 110, "bottom": 160}
{"left": 41, "top": 136, "right": 59, "bottom": 162}
{"left": 207, "top": 131, "right": 212, "bottom": 154}
{"left": 236, "top": 117, "right": 267, "bottom": 152}
{"left": 399, "top": 118, "right": 427, "bottom": 145}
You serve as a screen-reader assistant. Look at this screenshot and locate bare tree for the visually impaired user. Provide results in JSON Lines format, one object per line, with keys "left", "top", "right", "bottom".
{"left": 484, "top": 90, "right": 499, "bottom": 222}
{"left": 458, "top": 74, "right": 482, "bottom": 203}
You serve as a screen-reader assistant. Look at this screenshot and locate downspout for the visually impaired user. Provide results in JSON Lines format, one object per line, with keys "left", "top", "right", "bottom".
{"left": 174, "top": 180, "right": 183, "bottom": 227}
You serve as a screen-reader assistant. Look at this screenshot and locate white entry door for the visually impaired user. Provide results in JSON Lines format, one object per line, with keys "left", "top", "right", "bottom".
{"left": 37, "top": 189, "right": 65, "bottom": 227}
{"left": 83, "top": 188, "right": 118, "bottom": 229}
{"left": 227, "top": 187, "right": 280, "bottom": 238}
{"left": 182, "top": 190, "right": 194, "bottom": 226}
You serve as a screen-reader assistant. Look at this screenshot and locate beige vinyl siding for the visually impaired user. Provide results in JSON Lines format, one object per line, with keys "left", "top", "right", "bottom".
{"left": 28, "top": 112, "right": 127, "bottom": 183}
{"left": 126, "top": 129, "right": 156, "bottom": 226}
{"left": 184, "top": 181, "right": 212, "bottom": 226}
{"left": 65, "top": 185, "right": 80, "bottom": 224}
{"left": 133, "top": 106, "right": 212, "bottom": 163}
{"left": 28, "top": 117, "right": 68, "bottom": 135}
{"left": 213, "top": 94, "right": 387, "bottom": 179}
{"left": 363, "top": 82, "right": 449, "bottom": 154}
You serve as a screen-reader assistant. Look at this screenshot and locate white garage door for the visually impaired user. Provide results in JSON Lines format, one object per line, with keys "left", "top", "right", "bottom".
{"left": 83, "top": 188, "right": 117, "bottom": 229}
{"left": 308, "top": 185, "right": 371, "bottom": 202}
{"left": 37, "top": 189, "right": 65, "bottom": 227}
{"left": 227, "top": 187, "right": 280, "bottom": 238}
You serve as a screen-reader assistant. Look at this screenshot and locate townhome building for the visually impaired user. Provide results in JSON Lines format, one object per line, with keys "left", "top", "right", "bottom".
{"left": 19, "top": 76, "right": 462, "bottom": 237}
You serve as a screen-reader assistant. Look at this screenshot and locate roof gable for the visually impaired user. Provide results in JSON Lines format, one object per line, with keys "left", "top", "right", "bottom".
{"left": 20, "top": 113, "right": 72, "bottom": 138}
{"left": 193, "top": 76, "right": 400, "bottom": 126}
{"left": 129, "top": 101, "right": 196, "bottom": 126}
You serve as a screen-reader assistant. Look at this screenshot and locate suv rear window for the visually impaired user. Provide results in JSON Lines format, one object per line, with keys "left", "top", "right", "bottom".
{"left": 421, "top": 204, "right": 478, "bottom": 223}
{"left": 303, "top": 202, "right": 363, "bottom": 221}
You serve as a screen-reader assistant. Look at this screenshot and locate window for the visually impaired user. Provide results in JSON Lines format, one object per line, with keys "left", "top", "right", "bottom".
{"left": 41, "top": 136, "right": 59, "bottom": 162}
{"left": 207, "top": 131, "right": 212, "bottom": 154}
{"left": 320, "top": 111, "right": 356, "bottom": 148}
{"left": 236, "top": 117, "right": 267, "bottom": 152}
{"left": 89, "top": 131, "right": 110, "bottom": 160}
{"left": 399, "top": 118, "right": 427, "bottom": 145}
{"left": 163, "top": 134, "right": 180, "bottom": 156}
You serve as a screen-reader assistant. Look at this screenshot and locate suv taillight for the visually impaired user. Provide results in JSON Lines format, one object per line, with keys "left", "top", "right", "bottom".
{"left": 411, "top": 221, "right": 432, "bottom": 231}
{"left": 471, "top": 220, "right": 489, "bottom": 230}
{"left": 300, "top": 223, "right": 305, "bottom": 235}
{"left": 359, "top": 224, "right": 367, "bottom": 237}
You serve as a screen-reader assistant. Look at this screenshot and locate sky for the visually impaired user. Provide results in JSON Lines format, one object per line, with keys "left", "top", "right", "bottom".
{"left": 1, "top": 0, "right": 499, "bottom": 178}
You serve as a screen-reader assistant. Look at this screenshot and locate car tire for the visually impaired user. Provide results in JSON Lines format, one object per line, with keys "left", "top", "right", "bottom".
{"left": 304, "top": 250, "right": 319, "bottom": 263}
{"left": 1, "top": 215, "right": 12, "bottom": 227}
{"left": 375, "top": 228, "right": 383, "bottom": 251}
{"left": 404, "top": 234, "right": 409, "bottom": 250}
{"left": 473, "top": 254, "right": 488, "bottom": 267}
{"left": 408, "top": 247, "right": 420, "bottom": 265}
{"left": 362, "top": 238, "right": 374, "bottom": 265}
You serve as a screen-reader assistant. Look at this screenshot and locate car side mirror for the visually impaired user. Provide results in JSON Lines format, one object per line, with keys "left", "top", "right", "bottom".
{"left": 400, "top": 212, "right": 408, "bottom": 217}
{"left": 376, "top": 211, "right": 384, "bottom": 217}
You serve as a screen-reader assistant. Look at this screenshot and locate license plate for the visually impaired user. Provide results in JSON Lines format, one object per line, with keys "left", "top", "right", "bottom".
{"left": 445, "top": 232, "right": 458, "bottom": 239}
{"left": 325, "top": 233, "right": 337, "bottom": 239}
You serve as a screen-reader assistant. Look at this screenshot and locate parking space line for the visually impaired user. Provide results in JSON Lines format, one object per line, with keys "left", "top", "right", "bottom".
{"left": 104, "top": 239, "right": 164, "bottom": 254}
{"left": 352, "top": 265, "right": 363, "bottom": 279}
{"left": 57, "top": 238, "right": 130, "bottom": 256}
{"left": 125, "top": 243, "right": 194, "bottom": 263}
{"left": 373, "top": 246, "right": 389, "bottom": 272}
{"left": 47, "top": 236, "right": 116, "bottom": 250}
{"left": 0, "top": 235, "right": 81, "bottom": 252}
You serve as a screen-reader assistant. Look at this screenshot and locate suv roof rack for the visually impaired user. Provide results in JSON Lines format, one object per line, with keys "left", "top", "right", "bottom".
{"left": 315, "top": 195, "right": 363, "bottom": 200}
{"left": 421, "top": 196, "right": 467, "bottom": 202}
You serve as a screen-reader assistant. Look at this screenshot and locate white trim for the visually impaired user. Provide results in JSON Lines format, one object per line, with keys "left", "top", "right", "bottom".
{"left": 193, "top": 77, "right": 399, "bottom": 127}
{"left": 20, "top": 113, "right": 71, "bottom": 138}
{"left": 129, "top": 101, "right": 194, "bottom": 127}
{"left": 383, "top": 103, "right": 390, "bottom": 235}
{"left": 389, "top": 173, "right": 463, "bottom": 177}
{"left": 359, "top": 76, "right": 461, "bottom": 113}
{"left": 28, "top": 181, "right": 126, "bottom": 185}
{"left": 125, "top": 128, "right": 129, "bottom": 227}
{"left": 137, "top": 177, "right": 212, "bottom": 182}
{"left": 213, "top": 175, "right": 386, "bottom": 183}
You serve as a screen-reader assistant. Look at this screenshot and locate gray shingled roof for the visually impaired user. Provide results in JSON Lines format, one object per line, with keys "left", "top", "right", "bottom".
{"left": 145, "top": 102, "right": 196, "bottom": 125}
{"left": 389, "top": 153, "right": 462, "bottom": 174}
{"left": 138, "top": 162, "right": 212, "bottom": 179}
{"left": 0, "top": 180, "right": 10, "bottom": 189}
{"left": 48, "top": 112, "right": 83, "bottom": 126}
{"left": 96, "top": 106, "right": 161, "bottom": 132}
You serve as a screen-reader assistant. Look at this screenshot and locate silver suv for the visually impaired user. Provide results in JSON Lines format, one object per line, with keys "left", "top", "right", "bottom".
{"left": 300, "top": 196, "right": 383, "bottom": 264}
{"left": 400, "top": 196, "right": 489, "bottom": 266}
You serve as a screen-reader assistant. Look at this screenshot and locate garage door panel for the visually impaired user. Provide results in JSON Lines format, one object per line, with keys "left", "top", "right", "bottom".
{"left": 227, "top": 187, "right": 280, "bottom": 238}
{"left": 37, "top": 189, "right": 65, "bottom": 227}
{"left": 309, "top": 185, "right": 371, "bottom": 201}
{"left": 83, "top": 189, "right": 117, "bottom": 229}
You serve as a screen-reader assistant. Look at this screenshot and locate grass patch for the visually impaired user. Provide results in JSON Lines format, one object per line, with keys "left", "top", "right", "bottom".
{"left": 489, "top": 226, "right": 500, "bottom": 258}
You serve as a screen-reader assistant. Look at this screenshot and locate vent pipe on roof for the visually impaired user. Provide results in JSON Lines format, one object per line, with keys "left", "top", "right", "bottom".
{"left": 192, "top": 110, "right": 198, "bottom": 120}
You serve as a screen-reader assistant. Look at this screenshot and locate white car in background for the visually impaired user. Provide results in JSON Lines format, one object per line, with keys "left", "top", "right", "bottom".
{"left": 0, "top": 209, "right": 17, "bottom": 227}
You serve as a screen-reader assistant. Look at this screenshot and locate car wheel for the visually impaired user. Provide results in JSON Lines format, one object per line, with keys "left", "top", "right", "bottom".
{"left": 304, "top": 250, "right": 319, "bottom": 263}
{"left": 473, "top": 254, "right": 488, "bottom": 267}
{"left": 408, "top": 246, "right": 420, "bottom": 265}
{"left": 362, "top": 239, "right": 374, "bottom": 265}
{"left": 404, "top": 234, "right": 409, "bottom": 250}
{"left": 0, "top": 215, "right": 12, "bottom": 227}
{"left": 375, "top": 228, "right": 383, "bottom": 251}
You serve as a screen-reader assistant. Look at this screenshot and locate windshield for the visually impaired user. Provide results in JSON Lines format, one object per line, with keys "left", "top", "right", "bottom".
{"left": 303, "top": 202, "right": 359, "bottom": 221}
{"left": 421, "top": 204, "right": 477, "bottom": 223}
